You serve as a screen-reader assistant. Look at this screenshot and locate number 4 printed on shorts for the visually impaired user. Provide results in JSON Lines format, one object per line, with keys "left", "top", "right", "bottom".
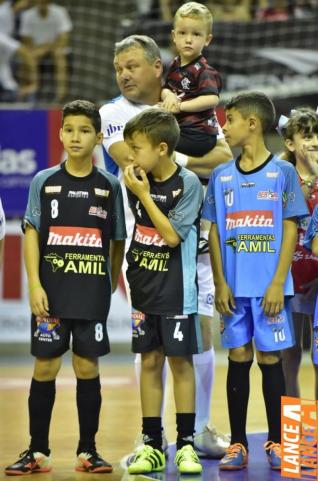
{"left": 174, "top": 321, "right": 184, "bottom": 342}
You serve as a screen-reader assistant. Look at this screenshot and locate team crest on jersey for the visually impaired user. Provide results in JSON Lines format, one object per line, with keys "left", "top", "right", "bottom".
{"left": 181, "top": 77, "right": 191, "bottom": 90}
{"left": 45, "top": 186, "right": 62, "bottom": 194}
{"left": 224, "top": 188, "right": 234, "bottom": 207}
{"left": 34, "top": 316, "right": 60, "bottom": 342}
{"left": 267, "top": 314, "right": 285, "bottom": 325}
{"left": 132, "top": 310, "right": 146, "bottom": 337}
{"left": 94, "top": 188, "right": 109, "bottom": 198}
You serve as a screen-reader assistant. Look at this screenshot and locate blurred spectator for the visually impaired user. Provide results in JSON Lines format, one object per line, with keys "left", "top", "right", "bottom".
{"left": 19, "top": 0, "right": 72, "bottom": 103}
{"left": 0, "top": 197, "right": 5, "bottom": 269}
{"left": 0, "top": 0, "right": 37, "bottom": 101}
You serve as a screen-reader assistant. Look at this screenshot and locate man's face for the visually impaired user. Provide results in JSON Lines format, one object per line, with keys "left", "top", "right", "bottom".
{"left": 114, "top": 47, "right": 162, "bottom": 104}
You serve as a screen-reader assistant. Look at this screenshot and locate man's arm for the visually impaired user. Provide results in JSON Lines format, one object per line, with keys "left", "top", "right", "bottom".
{"left": 109, "top": 239, "right": 125, "bottom": 292}
{"left": 185, "top": 138, "right": 232, "bottom": 178}
{"left": 180, "top": 94, "right": 219, "bottom": 112}
{"left": 208, "top": 223, "right": 235, "bottom": 316}
{"left": 262, "top": 218, "right": 297, "bottom": 317}
{"left": 109, "top": 141, "right": 131, "bottom": 172}
{"left": 24, "top": 225, "right": 49, "bottom": 317}
{"left": 312, "top": 236, "right": 318, "bottom": 257}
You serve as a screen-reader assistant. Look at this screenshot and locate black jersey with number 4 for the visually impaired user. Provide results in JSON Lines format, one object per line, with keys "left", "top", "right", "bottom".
{"left": 24, "top": 162, "right": 126, "bottom": 320}
{"left": 126, "top": 165, "right": 203, "bottom": 315}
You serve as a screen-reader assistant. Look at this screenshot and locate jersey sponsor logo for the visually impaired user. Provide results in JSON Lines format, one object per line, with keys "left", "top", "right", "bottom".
{"left": 89, "top": 206, "right": 107, "bottom": 219}
{"left": 94, "top": 188, "right": 109, "bottom": 198}
{"left": 105, "top": 122, "right": 124, "bottom": 138}
{"left": 34, "top": 316, "right": 60, "bottom": 342}
{"left": 241, "top": 182, "right": 255, "bottom": 188}
{"left": 266, "top": 172, "right": 279, "bottom": 178}
{"left": 44, "top": 251, "right": 106, "bottom": 275}
{"left": 134, "top": 225, "right": 167, "bottom": 247}
{"left": 131, "top": 248, "right": 170, "bottom": 272}
{"left": 257, "top": 190, "right": 279, "bottom": 201}
{"left": 45, "top": 186, "right": 62, "bottom": 194}
{"left": 47, "top": 226, "right": 103, "bottom": 248}
{"left": 226, "top": 210, "right": 274, "bottom": 230}
{"left": 220, "top": 175, "right": 232, "bottom": 182}
{"left": 151, "top": 194, "right": 167, "bottom": 202}
{"left": 68, "top": 190, "right": 88, "bottom": 198}
{"left": 225, "top": 234, "right": 276, "bottom": 253}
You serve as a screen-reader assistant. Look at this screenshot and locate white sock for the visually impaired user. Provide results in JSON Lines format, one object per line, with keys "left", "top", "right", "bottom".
{"left": 193, "top": 347, "right": 215, "bottom": 434}
{"left": 134, "top": 353, "right": 167, "bottom": 419}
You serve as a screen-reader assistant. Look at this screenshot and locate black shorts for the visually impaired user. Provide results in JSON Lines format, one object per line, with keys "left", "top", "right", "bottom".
{"left": 177, "top": 127, "right": 217, "bottom": 157}
{"left": 31, "top": 315, "right": 110, "bottom": 358}
{"left": 131, "top": 309, "right": 203, "bottom": 357}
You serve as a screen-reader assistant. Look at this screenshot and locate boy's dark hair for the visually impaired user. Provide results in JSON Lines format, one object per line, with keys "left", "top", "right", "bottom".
{"left": 280, "top": 108, "right": 318, "bottom": 165}
{"left": 123, "top": 108, "right": 180, "bottom": 155}
{"left": 62, "top": 99, "right": 101, "bottom": 133}
{"left": 225, "top": 91, "right": 276, "bottom": 133}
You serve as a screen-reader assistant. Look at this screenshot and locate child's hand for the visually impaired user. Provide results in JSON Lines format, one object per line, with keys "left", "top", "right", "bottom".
{"left": 29, "top": 285, "right": 50, "bottom": 317}
{"left": 124, "top": 164, "right": 150, "bottom": 199}
{"left": 215, "top": 282, "right": 236, "bottom": 316}
{"left": 302, "top": 146, "right": 318, "bottom": 175}
{"left": 161, "top": 91, "right": 181, "bottom": 114}
{"left": 261, "top": 283, "right": 284, "bottom": 317}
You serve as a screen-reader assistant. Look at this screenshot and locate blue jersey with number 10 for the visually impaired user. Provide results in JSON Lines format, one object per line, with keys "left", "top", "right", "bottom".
{"left": 202, "top": 154, "right": 308, "bottom": 298}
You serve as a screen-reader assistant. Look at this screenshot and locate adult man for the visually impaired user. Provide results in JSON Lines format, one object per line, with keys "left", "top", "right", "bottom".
{"left": 100, "top": 35, "right": 231, "bottom": 458}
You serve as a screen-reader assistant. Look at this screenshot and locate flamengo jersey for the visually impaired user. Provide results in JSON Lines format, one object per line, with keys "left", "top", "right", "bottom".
{"left": 126, "top": 165, "right": 203, "bottom": 315}
{"left": 202, "top": 155, "right": 308, "bottom": 297}
{"left": 24, "top": 162, "right": 126, "bottom": 320}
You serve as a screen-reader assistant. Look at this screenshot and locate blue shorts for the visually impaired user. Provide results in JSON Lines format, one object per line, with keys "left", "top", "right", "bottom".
{"left": 220, "top": 297, "right": 295, "bottom": 351}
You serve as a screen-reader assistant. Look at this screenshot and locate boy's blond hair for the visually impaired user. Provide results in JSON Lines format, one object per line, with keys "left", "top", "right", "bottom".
{"left": 174, "top": 2, "right": 213, "bottom": 34}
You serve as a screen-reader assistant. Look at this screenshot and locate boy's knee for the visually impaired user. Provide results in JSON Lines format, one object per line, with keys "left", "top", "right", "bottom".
{"left": 72, "top": 354, "right": 99, "bottom": 379}
{"left": 33, "top": 357, "right": 61, "bottom": 381}
{"left": 141, "top": 350, "right": 165, "bottom": 372}
{"left": 256, "top": 350, "right": 280, "bottom": 364}
{"left": 229, "top": 344, "right": 253, "bottom": 362}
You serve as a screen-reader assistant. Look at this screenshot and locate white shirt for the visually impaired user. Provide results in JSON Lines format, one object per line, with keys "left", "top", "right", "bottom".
{"left": 0, "top": 1, "right": 14, "bottom": 36}
{"left": 20, "top": 4, "right": 72, "bottom": 45}
{"left": 0, "top": 32, "right": 19, "bottom": 90}
{"left": 0, "top": 197, "right": 6, "bottom": 241}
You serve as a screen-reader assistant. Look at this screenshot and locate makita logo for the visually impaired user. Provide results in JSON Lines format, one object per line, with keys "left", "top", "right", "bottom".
{"left": 226, "top": 210, "right": 274, "bottom": 230}
{"left": 47, "top": 226, "right": 102, "bottom": 247}
{"left": 134, "top": 225, "right": 167, "bottom": 246}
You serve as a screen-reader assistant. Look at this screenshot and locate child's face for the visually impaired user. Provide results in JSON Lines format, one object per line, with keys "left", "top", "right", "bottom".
{"left": 222, "top": 108, "right": 251, "bottom": 148}
{"left": 285, "top": 130, "right": 318, "bottom": 164}
{"left": 172, "top": 16, "right": 212, "bottom": 63}
{"left": 125, "top": 132, "right": 166, "bottom": 173}
{"left": 60, "top": 115, "right": 102, "bottom": 160}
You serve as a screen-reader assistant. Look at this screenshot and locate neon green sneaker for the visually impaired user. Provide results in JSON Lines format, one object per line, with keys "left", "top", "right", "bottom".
{"left": 127, "top": 445, "right": 165, "bottom": 474}
{"left": 175, "top": 444, "right": 202, "bottom": 474}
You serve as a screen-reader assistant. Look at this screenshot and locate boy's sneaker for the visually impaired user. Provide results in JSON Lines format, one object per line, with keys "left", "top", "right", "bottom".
{"left": 264, "top": 441, "right": 281, "bottom": 470}
{"left": 76, "top": 450, "right": 113, "bottom": 473}
{"left": 128, "top": 445, "right": 165, "bottom": 474}
{"left": 194, "top": 425, "right": 230, "bottom": 458}
{"left": 175, "top": 444, "right": 202, "bottom": 474}
{"left": 4, "top": 450, "right": 51, "bottom": 475}
{"left": 219, "top": 443, "right": 248, "bottom": 470}
{"left": 126, "top": 433, "right": 168, "bottom": 467}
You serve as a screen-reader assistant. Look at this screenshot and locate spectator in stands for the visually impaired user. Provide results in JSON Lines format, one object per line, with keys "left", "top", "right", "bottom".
{"left": 0, "top": 197, "right": 5, "bottom": 268}
{"left": 19, "top": 0, "right": 72, "bottom": 103}
{"left": 0, "top": 0, "right": 37, "bottom": 101}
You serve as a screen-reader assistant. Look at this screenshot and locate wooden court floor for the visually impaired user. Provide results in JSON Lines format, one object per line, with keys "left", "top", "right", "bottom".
{"left": 0, "top": 348, "right": 315, "bottom": 481}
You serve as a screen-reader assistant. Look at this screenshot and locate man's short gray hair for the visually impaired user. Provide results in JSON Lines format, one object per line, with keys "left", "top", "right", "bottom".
{"left": 114, "top": 35, "right": 161, "bottom": 63}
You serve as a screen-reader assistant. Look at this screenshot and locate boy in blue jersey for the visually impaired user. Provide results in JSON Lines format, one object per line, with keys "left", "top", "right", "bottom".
{"left": 304, "top": 205, "right": 318, "bottom": 365}
{"left": 5, "top": 100, "right": 126, "bottom": 476}
{"left": 123, "top": 108, "right": 203, "bottom": 475}
{"left": 202, "top": 91, "right": 308, "bottom": 471}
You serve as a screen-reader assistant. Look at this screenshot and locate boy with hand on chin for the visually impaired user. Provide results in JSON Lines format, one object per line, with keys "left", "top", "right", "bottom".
{"left": 124, "top": 108, "right": 203, "bottom": 475}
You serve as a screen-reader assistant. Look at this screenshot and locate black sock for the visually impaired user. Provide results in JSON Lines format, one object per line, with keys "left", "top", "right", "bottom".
{"left": 227, "top": 358, "right": 253, "bottom": 449}
{"left": 76, "top": 376, "right": 101, "bottom": 455}
{"left": 258, "top": 359, "right": 285, "bottom": 444}
{"left": 29, "top": 378, "right": 55, "bottom": 455}
{"left": 176, "top": 413, "right": 195, "bottom": 450}
{"left": 142, "top": 417, "right": 162, "bottom": 451}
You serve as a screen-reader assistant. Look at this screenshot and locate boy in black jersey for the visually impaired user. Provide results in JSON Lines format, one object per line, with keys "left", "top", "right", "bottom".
{"left": 123, "top": 108, "right": 203, "bottom": 475}
{"left": 5, "top": 100, "right": 126, "bottom": 476}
